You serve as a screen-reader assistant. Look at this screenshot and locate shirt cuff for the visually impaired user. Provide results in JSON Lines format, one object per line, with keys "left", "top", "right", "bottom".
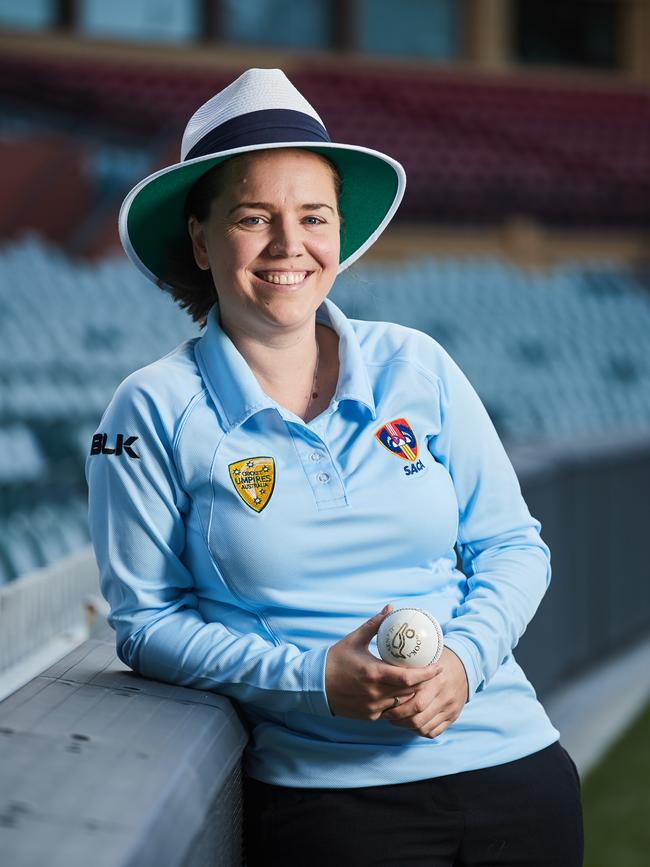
{"left": 442, "top": 635, "right": 484, "bottom": 702}
{"left": 301, "top": 644, "right": 335, "bottom": 717}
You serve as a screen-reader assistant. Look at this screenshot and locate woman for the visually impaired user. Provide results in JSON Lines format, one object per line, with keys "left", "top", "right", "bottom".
{"left": 87, "top": 68, "right": 584, "bottom": 865}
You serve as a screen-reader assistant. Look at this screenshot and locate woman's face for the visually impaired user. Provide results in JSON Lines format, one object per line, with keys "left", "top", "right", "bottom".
{"left": 188, "top": 148, "right": 341, "bottom": 340}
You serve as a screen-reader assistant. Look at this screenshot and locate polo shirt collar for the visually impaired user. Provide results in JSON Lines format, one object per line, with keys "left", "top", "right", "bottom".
{"left": 317, "top": 298, "right": 376, "bottom": 417}
{"left": 194, "top": 297, "right": 376, "bottom": 431}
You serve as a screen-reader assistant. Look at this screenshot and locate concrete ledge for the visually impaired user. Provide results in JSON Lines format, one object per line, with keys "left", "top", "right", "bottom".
{"left": 0, "top": 634, "right": 249, "bottom": 867}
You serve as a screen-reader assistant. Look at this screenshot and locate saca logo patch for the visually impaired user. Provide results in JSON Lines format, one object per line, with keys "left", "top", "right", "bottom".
{"left": 375, "top": 418, "right": 418, "bottom": 461}
{"left": 375, "top": 418, "right": 426, "bottom": 477}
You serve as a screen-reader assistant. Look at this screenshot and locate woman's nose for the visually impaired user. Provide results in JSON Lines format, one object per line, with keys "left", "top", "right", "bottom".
{"left": 268, "top": 219, "right": 303, "bottom": 257}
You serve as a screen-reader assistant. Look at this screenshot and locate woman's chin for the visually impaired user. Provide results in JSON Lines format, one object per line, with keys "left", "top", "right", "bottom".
{"left": 250, "top": 283, "right": 333, "bottom": 324}
{"left": 258, "top": 303, "right": 322, "bottom": 331}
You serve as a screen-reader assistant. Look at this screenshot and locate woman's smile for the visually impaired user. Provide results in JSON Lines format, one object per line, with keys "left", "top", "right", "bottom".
{"left": 254, "top": 269, "right": 313, "bottom": 287}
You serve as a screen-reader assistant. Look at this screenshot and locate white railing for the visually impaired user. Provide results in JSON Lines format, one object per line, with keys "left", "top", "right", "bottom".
{"left": 0, "top": 546, "right": 103, "bottom": 700}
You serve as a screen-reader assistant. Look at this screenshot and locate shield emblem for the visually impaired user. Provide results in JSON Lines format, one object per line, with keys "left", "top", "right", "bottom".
{"left": 228, "top": 456, "right": 276, "bottom": 512}
{"left": 375, "top": 418, "right": 418, "bottom": 461}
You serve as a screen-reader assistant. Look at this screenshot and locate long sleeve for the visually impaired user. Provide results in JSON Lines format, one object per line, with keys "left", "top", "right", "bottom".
{"left": 85, "top": 373, "right": 332, "bottom": 717}
{"left": 423, "top": 344, "right": 552, "bottom": 701}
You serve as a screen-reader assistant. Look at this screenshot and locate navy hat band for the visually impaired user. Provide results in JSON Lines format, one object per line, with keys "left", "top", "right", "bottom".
{"left": 184, "top": 108, "right": 331, "bottom": 161}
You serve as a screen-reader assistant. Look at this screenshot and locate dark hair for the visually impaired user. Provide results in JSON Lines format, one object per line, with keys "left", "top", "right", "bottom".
{"left": 164, "top": 150, "right": 343, "bottom": 329}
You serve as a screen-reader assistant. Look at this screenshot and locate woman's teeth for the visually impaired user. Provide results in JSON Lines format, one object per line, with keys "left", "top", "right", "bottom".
{"left": 257, "top": 271, "right": 308, "bottom": 285}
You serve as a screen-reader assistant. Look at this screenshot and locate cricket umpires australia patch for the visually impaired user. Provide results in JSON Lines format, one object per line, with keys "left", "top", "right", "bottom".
{"left": 228, "top": 457, "right": 276, "bottom": 512}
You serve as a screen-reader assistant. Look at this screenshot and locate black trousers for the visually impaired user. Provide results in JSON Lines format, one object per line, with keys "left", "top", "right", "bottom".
{"left": 243, "top": 741, "right": 584, "bottom": 866}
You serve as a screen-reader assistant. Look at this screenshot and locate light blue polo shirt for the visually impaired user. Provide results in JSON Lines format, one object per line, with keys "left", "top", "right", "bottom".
{"left": 86, "top": 297, "right": 559, "bottom": 788}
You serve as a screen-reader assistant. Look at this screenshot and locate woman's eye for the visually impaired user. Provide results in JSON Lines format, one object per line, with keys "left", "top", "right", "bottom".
{"left": 239, "top": 215, "right": 324, "bottom": 226}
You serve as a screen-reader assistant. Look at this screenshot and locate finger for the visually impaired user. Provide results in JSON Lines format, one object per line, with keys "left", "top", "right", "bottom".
{"left": 375, "top": 662, "right": 442, "bottom": 691}
{"left": 381, "top": 691, "right": 428, "bottom": 720}
{"left": 398, "top": 706, "right": 453, "bottom": 736}
{"left": 376, "top": 691, "right": 416, "bottom": 715}
{"left": 382, "top": 685, "right": 442, "bottom": 721}
{"left": 351, "top": 604, "right": 394, "bottom": 648}
{"left": 389, "top": 708, "right": 449, "bottom": 736}
{"left": 422, "top": 717, "right": 451, "bottom": 739}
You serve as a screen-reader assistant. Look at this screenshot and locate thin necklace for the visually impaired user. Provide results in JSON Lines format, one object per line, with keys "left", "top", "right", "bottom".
{"left": 304, "top": 338, "right": 320, "bottom": 419}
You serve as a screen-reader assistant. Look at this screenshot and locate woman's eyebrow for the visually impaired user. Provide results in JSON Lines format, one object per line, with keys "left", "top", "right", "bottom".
{"left": 227, "top": 201, "right": 335, "bottom": 215}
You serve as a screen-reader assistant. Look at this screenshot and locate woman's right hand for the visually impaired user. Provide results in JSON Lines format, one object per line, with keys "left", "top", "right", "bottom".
{"left": 325, "top": 604, "right": 442, "bottom": 720}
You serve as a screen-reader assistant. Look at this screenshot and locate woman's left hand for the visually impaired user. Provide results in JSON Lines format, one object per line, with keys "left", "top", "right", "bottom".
{"left": 380, "top": 647, "right": 469, "bottom": 739}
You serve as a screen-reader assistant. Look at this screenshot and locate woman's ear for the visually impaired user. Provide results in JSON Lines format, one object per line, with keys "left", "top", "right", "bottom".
{"left": 187, "top": 215, "right": 210, "bottom": 271}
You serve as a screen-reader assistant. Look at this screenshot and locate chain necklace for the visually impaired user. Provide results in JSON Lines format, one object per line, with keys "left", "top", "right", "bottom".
{"left": 304, "top": 337, "right": 320, "bottom": 419}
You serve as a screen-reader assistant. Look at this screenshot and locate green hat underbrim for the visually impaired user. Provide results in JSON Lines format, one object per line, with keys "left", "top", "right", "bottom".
{"left": 118, "top": 143, "right": 405, "bottom": 293}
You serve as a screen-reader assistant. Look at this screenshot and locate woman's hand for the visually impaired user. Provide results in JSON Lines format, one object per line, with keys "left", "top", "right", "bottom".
{"left": 325, "top": 605, "right": 442, "bottom": 720}
{"left": 380, "top": 646, "right": 469, "bottom": 739}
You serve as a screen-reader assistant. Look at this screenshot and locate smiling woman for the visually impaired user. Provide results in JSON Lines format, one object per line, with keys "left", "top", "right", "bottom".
{"left": 88, "top": 68, "right": 584, "bottom": 867}
{"left": 186, "top": 148, "right": 340, "bottom": 421}
{"left": 187, "top": 150, "right": 341, "bottom": 336}
{"left": 185, "top": 147, "right": 343, "bottom": 419}
{"left": 181, "top": 148, "right": 344, "bottom": 321}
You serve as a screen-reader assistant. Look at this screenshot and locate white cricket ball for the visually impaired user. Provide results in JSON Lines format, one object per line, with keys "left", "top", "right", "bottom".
{"left": 377, "top": 607, "right": 444, "bottom": 668}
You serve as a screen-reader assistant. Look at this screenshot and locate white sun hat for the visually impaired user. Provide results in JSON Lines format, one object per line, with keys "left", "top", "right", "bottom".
{"left": 118, "top": 67, "right": 406, "bottom": 295}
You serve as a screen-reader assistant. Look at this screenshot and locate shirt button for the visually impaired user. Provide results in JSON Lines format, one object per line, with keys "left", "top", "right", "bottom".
{"left": 310, "top": 452, "right": 322, "bottom": 462}
{"left": 317, "top": 472, "right": 330, "bottom": 484}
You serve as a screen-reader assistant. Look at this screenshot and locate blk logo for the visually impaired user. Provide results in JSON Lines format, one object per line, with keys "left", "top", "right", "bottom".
{"left": 90, "top": 433, "right": 140, "bottom": 459}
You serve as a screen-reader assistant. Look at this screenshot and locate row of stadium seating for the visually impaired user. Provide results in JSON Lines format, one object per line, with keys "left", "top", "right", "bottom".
{"left": 2, "top": 54, "right": 649, "bottom": 227}
{"left": 1, "top": 233, "right": 648, "bottom": 437}
{"left": 331, "top": 257, "right": 650, "bottom": 439}
{"left": 0, "top": 236, "right": 196, "bottom": 378}
{"left": 1, "top": 235, "right": 649, "bottom": 579}
{"left": 0, "top": 424, "right": 46, "bottom": 483}
{"left": 0, "top": 498, "right": 90, "bottom": 585}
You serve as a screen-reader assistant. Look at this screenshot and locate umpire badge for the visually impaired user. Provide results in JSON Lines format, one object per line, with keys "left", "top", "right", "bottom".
{"left": 228, "top": 457, "right": 276, "bottom": 512}
{"left": 375, "top": 418, "right": 418, "bottom": 461}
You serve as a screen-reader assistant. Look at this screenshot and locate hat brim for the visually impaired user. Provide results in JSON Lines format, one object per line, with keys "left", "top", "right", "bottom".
{"left": 118, "top": 142, "right": 405, "bottom": 293}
